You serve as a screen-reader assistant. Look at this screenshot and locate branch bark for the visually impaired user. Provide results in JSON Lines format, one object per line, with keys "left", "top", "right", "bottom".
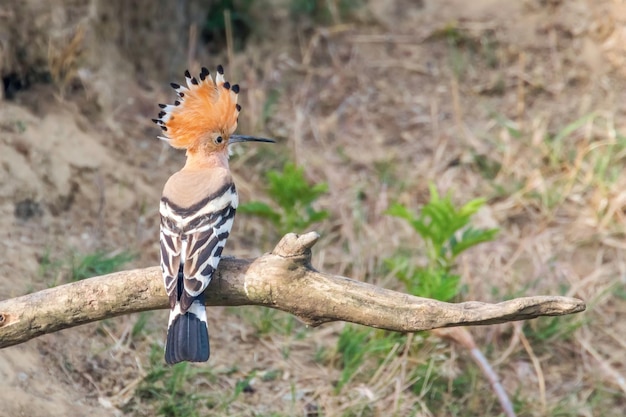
{"left": 0, "top": 232, "right": 585, "bottom": 349}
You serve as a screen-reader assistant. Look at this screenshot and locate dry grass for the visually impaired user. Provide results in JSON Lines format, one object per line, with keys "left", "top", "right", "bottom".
{"left": 1, "top": 0, "right": 626, "bottom": 416}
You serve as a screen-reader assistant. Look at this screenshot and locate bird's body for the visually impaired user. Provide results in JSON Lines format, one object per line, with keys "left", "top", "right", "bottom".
{"left": 153, "top": 66, "right": 273, "bottom": 364}
{"left": 159, "top": 162, "right": 237, "bottom": 363}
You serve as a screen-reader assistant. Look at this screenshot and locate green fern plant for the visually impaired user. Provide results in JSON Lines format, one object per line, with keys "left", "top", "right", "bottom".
{"left": 385, "top": 184, "right": 498, "bottom": 301}
{"left": 238, "top": 162, "right": 329, "bottom": 235}
{"left": 334, "top": 186, "right": 497, "bottom": 398}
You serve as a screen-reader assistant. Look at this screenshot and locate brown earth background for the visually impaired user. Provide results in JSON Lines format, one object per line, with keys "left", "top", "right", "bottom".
{"left": 0, "top": 0, "right": 625, "bottom": 416}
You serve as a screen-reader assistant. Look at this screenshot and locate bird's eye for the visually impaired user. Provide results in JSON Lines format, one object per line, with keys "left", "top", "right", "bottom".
{"left": 215, "top": 136, "right": 223, "bottom": 144}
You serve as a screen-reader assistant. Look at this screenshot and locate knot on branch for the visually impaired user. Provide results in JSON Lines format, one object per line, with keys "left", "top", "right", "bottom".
{"left": 272, "top": 232, "right": 320, "bottom": 260}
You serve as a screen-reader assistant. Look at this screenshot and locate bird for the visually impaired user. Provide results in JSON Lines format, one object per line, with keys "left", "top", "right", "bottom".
{"left": 152, "top": 65, "right": 275, "bottom": 364}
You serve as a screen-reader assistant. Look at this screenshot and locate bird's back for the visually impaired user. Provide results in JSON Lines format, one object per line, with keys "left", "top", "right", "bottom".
{"left": 162, "top": 167, "right": 234, "bottom": 212}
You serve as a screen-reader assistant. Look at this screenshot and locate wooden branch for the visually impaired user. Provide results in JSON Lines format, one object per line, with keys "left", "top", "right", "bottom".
{"left": 0, "top": 232, "right": 585, "bottom": 349}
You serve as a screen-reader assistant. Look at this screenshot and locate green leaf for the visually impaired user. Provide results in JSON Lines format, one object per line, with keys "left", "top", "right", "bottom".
{"left": 305, "top": 207, "right": 329, "bottom": 224}
{"left": 450, "top": 227, "right": 499, "bottom": 257}
{"left": 458, "top": 197, "right": 487, "bottom": 218}
{"left": 385, "top": 202, "right": 415, "bottom": 222}
{"left": 237, "top": 201, "right": 281, "bottom": 224}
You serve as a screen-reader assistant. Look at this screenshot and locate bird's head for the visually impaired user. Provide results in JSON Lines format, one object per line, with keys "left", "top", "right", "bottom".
{"left": 153, "top": 65, "right": 274, "bottom": 157}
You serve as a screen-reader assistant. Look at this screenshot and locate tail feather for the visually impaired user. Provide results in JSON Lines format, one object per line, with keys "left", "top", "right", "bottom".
{"left": 165, "top": 301, "right": 210, "bottom": 364}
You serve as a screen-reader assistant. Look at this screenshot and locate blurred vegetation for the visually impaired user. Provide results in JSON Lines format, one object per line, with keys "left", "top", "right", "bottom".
{"left": 385, "top": 184, "right": 499, "bottom": 301}
{"left": 333, "top": 187, "right": 499, "bottom": 411}
{"left": 131, "top": 345, "right": 214, "bottom": 417}
{"left": 201, "top": 0, "right": 254, "bottom": 51}
{"left": 289, "top": 0, "right": 366, "bottom": 24}
{"left": 238, "top": 162, "right": 329, "bottom": 236}
{"left": 39, "top": 249, "right": 134, "bottom": 285}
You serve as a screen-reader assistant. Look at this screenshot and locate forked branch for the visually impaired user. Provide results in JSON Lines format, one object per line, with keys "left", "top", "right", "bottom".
{"left": 0, "top": 232, "right": 585, "bottom": 348}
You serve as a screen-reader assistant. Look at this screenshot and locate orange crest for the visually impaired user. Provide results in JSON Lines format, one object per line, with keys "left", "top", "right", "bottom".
{"left": 153, "top": 65, "right": 241, "bottom": 151}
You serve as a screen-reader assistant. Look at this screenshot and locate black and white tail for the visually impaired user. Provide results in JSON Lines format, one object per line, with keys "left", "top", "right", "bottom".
{"left": 165, "top": 297, "right": 209, "bottom": 364}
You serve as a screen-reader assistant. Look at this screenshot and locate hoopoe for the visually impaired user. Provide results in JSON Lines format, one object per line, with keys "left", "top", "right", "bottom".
{"left": 153, "top": 65, "right": 274, "bottom": 364}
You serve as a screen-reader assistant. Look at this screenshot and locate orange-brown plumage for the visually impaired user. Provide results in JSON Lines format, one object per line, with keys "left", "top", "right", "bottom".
{"left": 153, "top": 66, "right": 240, "bottom": 154}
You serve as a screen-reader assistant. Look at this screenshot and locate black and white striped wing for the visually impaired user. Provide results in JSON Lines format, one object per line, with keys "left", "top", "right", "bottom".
{"left": 160, "top": 220, "right": 182, "bottom": 310}
{"left": 160, "top": 184, "right": 238, "bottom": 312}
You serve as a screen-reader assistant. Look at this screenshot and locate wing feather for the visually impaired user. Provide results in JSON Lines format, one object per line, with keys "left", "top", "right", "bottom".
{"left": 159, "top": 228, "right": 182, "bottom": 308}
{"left": 160, "top": 183, "right": 237, "bottom": 313}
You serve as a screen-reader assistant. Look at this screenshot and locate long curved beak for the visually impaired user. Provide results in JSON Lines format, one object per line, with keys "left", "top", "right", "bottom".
{"left": 229, "top": 134, "right": 276, "bottom": 144}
